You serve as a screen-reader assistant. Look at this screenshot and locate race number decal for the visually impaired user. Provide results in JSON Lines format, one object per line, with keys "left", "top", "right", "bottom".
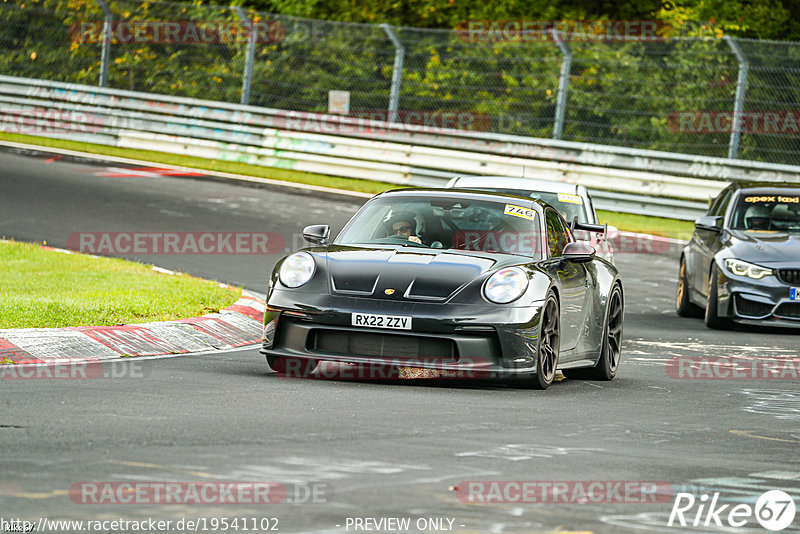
{"left": 504, "top": 204, "right": 536, "bottom": 221}
{"left": 557, "top": 193, "right": 584, "bottom": 204}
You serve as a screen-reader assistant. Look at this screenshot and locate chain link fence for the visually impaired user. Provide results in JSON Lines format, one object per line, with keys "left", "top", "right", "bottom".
{"left": 2, "top": 0, "right": 800, "bottom": 166}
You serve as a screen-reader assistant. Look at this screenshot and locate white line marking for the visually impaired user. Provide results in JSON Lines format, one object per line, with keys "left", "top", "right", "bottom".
{"left": 0, "top": 139, "right": 372, "bottom": 199}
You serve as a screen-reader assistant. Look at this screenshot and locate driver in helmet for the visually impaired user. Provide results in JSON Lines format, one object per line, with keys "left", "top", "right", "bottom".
{"left": 744, "top": 204, "right": 771, "bottom": 230}
{"left": 389, "top": 212, "right": 422, "bottom": 244}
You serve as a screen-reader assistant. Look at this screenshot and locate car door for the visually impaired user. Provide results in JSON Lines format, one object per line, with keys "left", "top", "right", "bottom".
{"left": 542, "top": 208, "right": 589, "bottom": 353}
{"left": 690, "top": 186, "right": 733, "bottom": 298}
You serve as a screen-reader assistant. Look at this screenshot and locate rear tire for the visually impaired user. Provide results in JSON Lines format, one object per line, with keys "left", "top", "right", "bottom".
{"left": 267, "top": 355, "right": 318, "bottom": 377}
{"left": 564, "top": 283, "right": 624, "bottom": 381}
{"left": 526, "top": 291, "right": 560, "bottom": 390}
{"left": 676, "top": 256, "right": 703, "bottom": 318}
{"left": 704, "top": 265, "right": 732, "bottom": 330}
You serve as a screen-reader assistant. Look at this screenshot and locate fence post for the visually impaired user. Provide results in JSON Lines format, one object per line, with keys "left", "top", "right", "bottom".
{"left": 95, "top": 0, "right": 112, "bottom": 87}
{"left": 724, "top": 36, "right": 748, "bottom": 160}
{"left": 380, "top": 23, "right": 404, "bottom": 123}
{"left": 552, "top": 29, "right": 572, "bottom": 140}
{"left": 233, "top": 6, "right": 256, "bottom": 106}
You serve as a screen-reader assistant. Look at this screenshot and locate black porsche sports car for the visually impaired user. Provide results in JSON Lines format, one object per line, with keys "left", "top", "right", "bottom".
{"left": 677, "top": 181, "right": 800, "bottom": 329}
{"left": 261, "top": 189, "right": 624, "bottom": 389}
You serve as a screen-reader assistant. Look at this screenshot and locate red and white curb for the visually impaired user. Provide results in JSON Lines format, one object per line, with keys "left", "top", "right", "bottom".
{"left": 95, "top": 166, "right": 206, "bottom": 178}
{"left": 0, "top": 296, "right": 264, "bottom": 365}
{"left": 1, "top": 240, "right": 266, "bottom": 366}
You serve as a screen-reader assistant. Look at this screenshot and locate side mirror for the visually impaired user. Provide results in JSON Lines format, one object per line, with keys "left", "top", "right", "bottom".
{"left": 302, "top": 224, "right": 330, "bottom": 245}
{"left": 561, "top": 242, "right": 596, "bottom": 263}
{"left": 695, "top": 216, "right": 723, "bottom": 233}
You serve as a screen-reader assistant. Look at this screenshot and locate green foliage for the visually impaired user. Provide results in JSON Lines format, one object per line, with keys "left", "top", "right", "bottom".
{"left": 596, "top": 210, "right": 695, "bottom": 239}
{"left": 0, "top": 130, "right": 392, "bottom": 193}
{"left": 1, "top": 0, "right": 799, "bottom": 166}
{"left": 0, "top": 240, "right": 241, "bottom": 328}
{"left": 246, "top": 0, "right": 800, "bottom": 41}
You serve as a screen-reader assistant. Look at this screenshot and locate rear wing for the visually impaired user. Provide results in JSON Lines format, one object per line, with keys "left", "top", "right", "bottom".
{"left": 570, "top": 216, "right": 607, "bottom": 236}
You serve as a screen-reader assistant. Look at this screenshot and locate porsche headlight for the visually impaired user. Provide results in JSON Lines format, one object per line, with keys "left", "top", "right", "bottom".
{"left": 725, "top": 259, "right": 773, "bottom": 280}
{"left": 279, "top": 252, "right": 315, "bottom": 288}
{"left": 483, "top": 267, "right": 528, "bottom": 304}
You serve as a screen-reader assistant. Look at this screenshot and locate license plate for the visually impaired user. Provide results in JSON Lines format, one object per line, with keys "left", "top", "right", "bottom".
{"left": 791, "top": 288, "right": 800, "bottom": 301}
{"left": 351, "top": 313, "right": 412, "bottom": 330}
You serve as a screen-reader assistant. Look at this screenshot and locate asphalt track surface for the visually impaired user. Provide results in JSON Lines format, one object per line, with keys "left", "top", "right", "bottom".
{"left": 1, "top": 145, "right": 799, "bottom": 534}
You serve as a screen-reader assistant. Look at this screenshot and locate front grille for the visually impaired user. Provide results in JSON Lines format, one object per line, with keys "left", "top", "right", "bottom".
{"left": 777, "top": 269, "right": 800, "bottom": 284}
{"left": 775, "top": 303, "right": 800, "bottom": 319}
{"left": 734, "top": 295, "right": 773, "bottom": 318}
{"left": 309, "top": 329, "right": 457, "bottom": 361}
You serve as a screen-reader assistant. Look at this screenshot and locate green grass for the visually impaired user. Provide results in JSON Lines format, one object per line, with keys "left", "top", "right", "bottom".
{"left": 1, "top": 132, "right": 695, "bottom": 239}
{"left": 597, "top": 210, "right": 695, "bottom": 240}
{"left": 0, "top": 131, "right": 392, "bottom": 195}
{"left": 0, "top": 240, "right": 242, "bottom": 328}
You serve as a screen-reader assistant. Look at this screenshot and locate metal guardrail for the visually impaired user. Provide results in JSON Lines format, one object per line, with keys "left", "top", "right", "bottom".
{"left": 7, "top": 0, "right": 800, "bottom": 167}
{"left": 2, "top": 75, "right": 800, "bottom": 220}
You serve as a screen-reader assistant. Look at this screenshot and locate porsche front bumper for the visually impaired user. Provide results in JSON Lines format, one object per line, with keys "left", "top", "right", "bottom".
{"left": 260, "top": 290, "right": 546, "bottom": 376}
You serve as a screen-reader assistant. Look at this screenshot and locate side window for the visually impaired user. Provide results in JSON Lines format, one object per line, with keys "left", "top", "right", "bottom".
{"left": 716, "top": 190, "right": 734, "bottom": 224}
{"left": 709, "top": 187, "right": 733, "bottom": 217}
{"left": 546, "top": 209, "right": 572, "bottom": 258}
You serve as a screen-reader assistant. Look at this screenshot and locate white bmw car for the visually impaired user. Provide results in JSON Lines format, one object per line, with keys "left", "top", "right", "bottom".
{"left": 446, "top": 176, "right": 616, "bottom": 264}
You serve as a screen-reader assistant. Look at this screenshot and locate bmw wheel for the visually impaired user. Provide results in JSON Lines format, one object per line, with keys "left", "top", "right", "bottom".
{"left": 676, "top": 256, "right": 703, "bottom": 318}
{"left": 704, "top": 264, "right": 732, "bottom": 330}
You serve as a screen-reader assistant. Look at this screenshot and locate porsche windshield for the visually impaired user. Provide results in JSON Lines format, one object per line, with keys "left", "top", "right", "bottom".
{"left": 730, "top": 191, "right": 800, "bottom": 233}
{"left": 335, "top": 195, "right": 543, "bottom": 258}
{"left": 470, "top": 188, "right": 588, "bottom": 223}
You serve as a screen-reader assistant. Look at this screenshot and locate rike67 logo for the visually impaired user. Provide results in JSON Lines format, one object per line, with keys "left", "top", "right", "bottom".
{"left": 668, "top": 490, "right": 796, "bottom": 531}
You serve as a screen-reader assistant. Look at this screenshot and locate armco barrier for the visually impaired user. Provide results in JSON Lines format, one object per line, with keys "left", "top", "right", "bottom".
{"left": 2, "top": 75, "right": 800, "bottom": 220}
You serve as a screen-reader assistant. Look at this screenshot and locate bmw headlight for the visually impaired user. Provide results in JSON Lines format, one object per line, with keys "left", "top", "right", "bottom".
{"left": 279, "top": 252, "right": 316, "bottom": 288}
{"left": 483, "top": 267, "right": 529, "bottom": 304}
{"left": 725, "top": 259, "right": 773, "bottom": 280}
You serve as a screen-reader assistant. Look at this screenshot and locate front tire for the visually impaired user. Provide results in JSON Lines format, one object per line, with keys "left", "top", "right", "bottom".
{"left": 267, "top": 355, "right": 318, "bottom": 377}
{"left": 704, "top": 264, "right": 732, "bottom": 330}
{"left": 527, "top": 291, "right": 560, "bottom": 390}
{"left": 676, "top": 256, "right": 703, "bottom": 318}
{"left": 564, "top": 283, "right": 624, "bottom": 381}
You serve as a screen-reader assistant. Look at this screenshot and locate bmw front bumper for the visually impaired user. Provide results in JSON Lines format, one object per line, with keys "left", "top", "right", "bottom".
{"left": 716, "top": 266, "right": 800, "bottom": 328}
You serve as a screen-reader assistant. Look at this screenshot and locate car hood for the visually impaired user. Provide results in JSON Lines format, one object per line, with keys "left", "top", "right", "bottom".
{"left": 724, "top": 230, "right": 800, "bottom": 267}
{"left": 324, "top": 245, "right": 524, "bottom": 300}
